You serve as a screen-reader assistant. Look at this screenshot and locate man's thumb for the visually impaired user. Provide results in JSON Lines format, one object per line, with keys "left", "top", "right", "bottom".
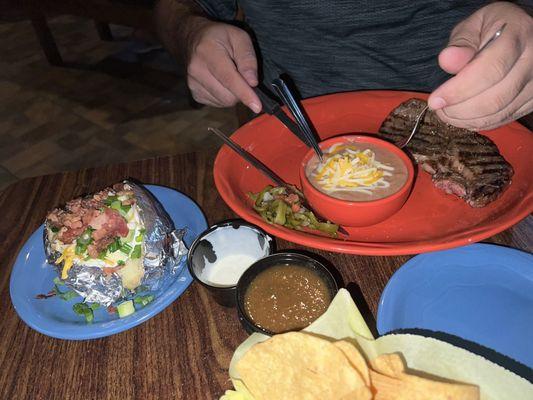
{"left": 438, "top": 17, "right": 481, "bottom": 74}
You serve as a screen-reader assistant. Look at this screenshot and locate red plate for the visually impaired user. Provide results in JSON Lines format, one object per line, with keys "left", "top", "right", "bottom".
{"left": 213, "top": 91, "right": 533, "bottom": 255}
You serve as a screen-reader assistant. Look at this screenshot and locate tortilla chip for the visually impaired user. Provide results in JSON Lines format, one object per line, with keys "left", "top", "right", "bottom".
{"left": 370, "top": 369, "right": 480, "bottom": 400}
{"left": 371, "top": 352, "right": 406, "bottom": 378}
{"left": 334, "top": 340, "right": 371, "bottom": 386}
{"left": 235, "top": 332, "right": 367, "bottom": 400}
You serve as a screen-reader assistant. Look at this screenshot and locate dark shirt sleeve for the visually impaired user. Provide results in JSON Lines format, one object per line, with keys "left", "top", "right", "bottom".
{"left": 194, "top": 0, "right": 238, "bottom": 21}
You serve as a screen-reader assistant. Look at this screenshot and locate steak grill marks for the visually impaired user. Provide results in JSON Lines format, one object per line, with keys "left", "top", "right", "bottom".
{"left": 378, "top": 98, "right": 513, "bottom": 207}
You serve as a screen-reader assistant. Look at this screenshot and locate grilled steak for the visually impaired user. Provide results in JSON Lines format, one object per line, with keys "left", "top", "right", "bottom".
{"left": 378, "top": 98, "right": 513, "bottom": 207}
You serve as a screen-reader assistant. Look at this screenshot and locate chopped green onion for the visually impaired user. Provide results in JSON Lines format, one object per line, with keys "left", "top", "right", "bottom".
{"left": 75, "top": 242, "right": 87, "bottom": 255}
{"left": 98, "top": 250, "right": 108, "bottom": 259}
{"left": 53, "top": 277, "right": 64, "bottom": 285}
{"left": 58, "top": 288, "right": 78, "bottom": 301}
{"left": 124, "top": 229, "right": 135, "bottom": 243}
{"left": 131, "top": 245, "right": 142, "bottom": 259}
{"left": 107, "top": 238, "right": 120, "bottom": 253}
{"left": 136, "top": 285, "right": 149, "bottom": 293}
{"left": 135, "top": 233, "right": 143, "bottom": 243}
{"left": 117, "top": 300, "right": 135, "bottom": 318}
{"left": 109, "top": 199, "right": 131, "bottom": 216}
{"left": 52, "top": 282, "right": 78, "bottom": 301}
{"left": 75, "top": 228, "right": 94, "bottom": 255}
{"left": 110, "top": 200, "right": 122, "bottom": 211}
{"left": 103, "top": 195, "right": 118, "bottom": 206}
{"left": 77, "top": 228, "right": 93, "bottom": 245}
{"left": 117, "top": 260, "right": 125, "bottom": 266}
{"left": 50, "top": 226, "right": 59, "bottom": 233}
{"left": 134, "top": 295, "right": 154, "bottom": 307}
{"left": 73, "top": 302, "right": 95, "bottom": 323}
{"left": 120, "top": 242, "right": 132, "bottom": 254}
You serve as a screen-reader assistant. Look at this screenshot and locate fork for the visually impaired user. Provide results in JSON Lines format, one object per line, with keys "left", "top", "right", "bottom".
{"left": 271, "top": 77, "right": 324, "bottom": 162}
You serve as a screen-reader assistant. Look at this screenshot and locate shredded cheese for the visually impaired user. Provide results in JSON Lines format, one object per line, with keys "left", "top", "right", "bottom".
{"left": 313, "top": 144, "right": 394, "bottom": 195}
{"left": 57, "top": 246, "right": 75, "bottom": 279}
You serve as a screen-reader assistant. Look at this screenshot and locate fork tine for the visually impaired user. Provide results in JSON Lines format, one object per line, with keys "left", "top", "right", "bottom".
{"left": 398, "top": 104, "right": 428, "bottom": 149}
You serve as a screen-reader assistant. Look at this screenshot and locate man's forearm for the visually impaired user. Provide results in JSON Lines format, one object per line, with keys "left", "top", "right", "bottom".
{"left": 154, "top": 0, "right": 212, "bottom": 61}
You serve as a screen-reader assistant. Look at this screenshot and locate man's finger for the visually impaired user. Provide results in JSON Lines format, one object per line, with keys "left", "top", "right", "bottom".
{"left": 447, "top": 14, "right": 483, "bottom": 50}
{"left": 438, "top": 46, "right": 476, "bottom": 75}
{"left": 439, "top": 10, "right": 483, "bottom": 74}
{"left": 229, "top": 29, "right": 259, "bottom": 87}
{"left": 428, "top": 32, "right": 522, "bottom": 111}
{"left": 188, "top": 76, "right": 226, "bottom": 107}
{"left": 436, "top": 80, "right": 533, "bottom": 130}
{"left": 189, "top": 65, "right": 239, "bottom": 106}
{"left": 434, "top": 57, "right": 531, "bottom": 120}
{"left": 207, "top": 46, "right": 261, "bottom": 113}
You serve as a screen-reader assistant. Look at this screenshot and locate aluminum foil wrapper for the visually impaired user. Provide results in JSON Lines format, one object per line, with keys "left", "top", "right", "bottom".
{"left": 64, "top": 264, "right": 123, "bottom": 305}
{"left": 44, "top": 181, "right": 189, "bottom": 306}
{"left": 131, "top": 182, "right": 188, "bottom": 292}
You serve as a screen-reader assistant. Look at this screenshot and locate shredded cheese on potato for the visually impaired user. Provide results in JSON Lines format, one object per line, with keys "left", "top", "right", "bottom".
{"left": 314, "top": 144, "right": 394, "bottom": 195}
{"left": 57, "top": 246, "right": 75, "bottom": 279}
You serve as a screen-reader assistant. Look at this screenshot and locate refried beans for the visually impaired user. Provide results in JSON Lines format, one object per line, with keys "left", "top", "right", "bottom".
{"left": 306, "top": 142, "right": 408, "bottom": 201}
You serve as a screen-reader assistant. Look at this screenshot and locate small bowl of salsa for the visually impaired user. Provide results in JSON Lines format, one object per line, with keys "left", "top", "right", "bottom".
{"left": 300, "top": 134, "right": 415, "bottom": 226}
{"left": 236, "top": 252, "right": 338, "bottom": 335}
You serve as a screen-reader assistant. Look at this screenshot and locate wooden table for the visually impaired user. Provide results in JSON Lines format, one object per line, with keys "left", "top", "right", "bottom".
{"left": 0, "top": 151, "right": 531, "bottom": 399}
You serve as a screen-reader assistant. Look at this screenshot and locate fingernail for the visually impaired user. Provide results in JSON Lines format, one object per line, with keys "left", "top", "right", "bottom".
{"left": 250, "top": 102, "right": 261, "bottom": 113}
{"left": 428, "top": 97, "right": 446, "bottom": 110}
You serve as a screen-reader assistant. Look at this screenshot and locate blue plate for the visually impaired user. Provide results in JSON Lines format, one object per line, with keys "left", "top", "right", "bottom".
{"left": 9, "top": 185, "right": 207, "bottom": 340}
{"left": 377, "top": 243, "right": 533, "bottom": 368}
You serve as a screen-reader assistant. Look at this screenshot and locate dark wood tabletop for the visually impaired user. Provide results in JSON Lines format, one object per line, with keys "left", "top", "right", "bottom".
{"left": 0, "top": 151, "right": 531, "bottom": 400}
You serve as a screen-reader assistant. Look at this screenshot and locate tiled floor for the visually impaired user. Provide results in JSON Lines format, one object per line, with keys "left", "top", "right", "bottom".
{"left": 0, "top": 15, "right": 238, "bottom": 191}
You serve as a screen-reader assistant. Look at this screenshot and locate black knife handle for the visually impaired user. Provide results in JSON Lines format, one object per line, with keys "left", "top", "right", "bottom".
{"left": 253, "top": 86, "right": 279, "bottom": 115}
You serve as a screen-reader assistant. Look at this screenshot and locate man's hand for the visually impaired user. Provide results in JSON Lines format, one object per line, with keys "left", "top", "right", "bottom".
{"left": 186, "top": 21, "right": 261, "bottom": 112}
{"left": 428, "top": 2, "right": 532, "bottom": 130}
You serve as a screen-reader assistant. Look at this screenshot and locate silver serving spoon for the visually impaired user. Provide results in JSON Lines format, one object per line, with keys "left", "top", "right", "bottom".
{"left": 397, "top": 23, "right": 507, "bottom": 149}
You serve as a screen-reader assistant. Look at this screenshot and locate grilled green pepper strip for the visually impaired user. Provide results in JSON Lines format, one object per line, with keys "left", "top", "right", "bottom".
{"left": 249, "top": 186, "right": 339, "bottom": 236}
{"left": 316, "top": 222, "right": 339, "bottom": 235}
{"left": 274, "top": 200, "right": 287, "bottom": 225}
{"left": 255, "top": 185, "right": 274, "bottom": 207}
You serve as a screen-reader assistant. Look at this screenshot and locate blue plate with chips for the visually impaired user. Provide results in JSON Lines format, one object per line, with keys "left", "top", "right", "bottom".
{"left": 377, "top": 243, "right": 533, "bottom": 368}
